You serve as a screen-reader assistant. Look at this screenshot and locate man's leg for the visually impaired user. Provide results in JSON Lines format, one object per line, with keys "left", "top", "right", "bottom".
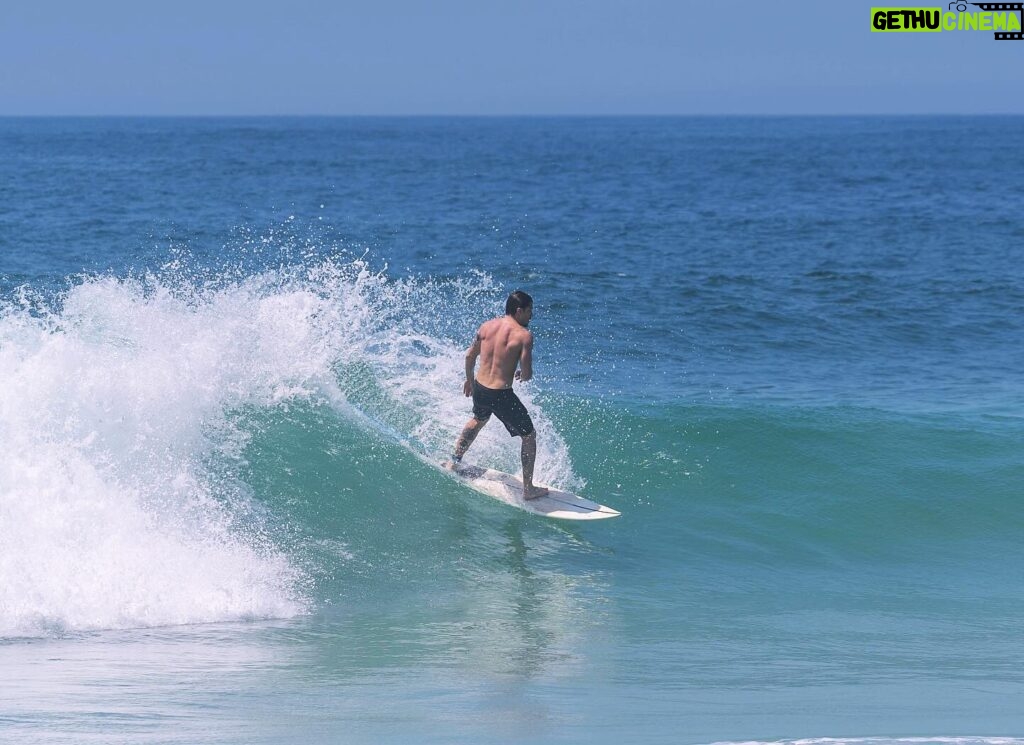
{"left": 520, "top": 432, "right": 548, "bottom": 500}
{"left": 449, "top": 417, "right": 487, "bottom": 467}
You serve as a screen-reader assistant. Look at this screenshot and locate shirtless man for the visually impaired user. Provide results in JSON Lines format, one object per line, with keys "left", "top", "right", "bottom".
{"left": 447, "top": 290, "right": 549, "bottom": 500}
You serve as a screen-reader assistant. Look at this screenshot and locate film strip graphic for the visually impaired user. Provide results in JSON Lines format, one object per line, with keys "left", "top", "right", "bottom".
{"left": 966, "top": 2, "right": 1024, "bottom": 38}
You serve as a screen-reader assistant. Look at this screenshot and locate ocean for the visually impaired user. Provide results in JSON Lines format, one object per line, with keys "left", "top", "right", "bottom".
{"left": 0, "top": 116, "right": 1022, "bottom": 744}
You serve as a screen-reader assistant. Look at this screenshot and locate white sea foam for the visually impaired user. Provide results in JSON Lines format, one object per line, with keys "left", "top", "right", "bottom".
{"left": 0, "top": 271, "right": 332, "bottom": 636}
{"left": 0, "top": 257, "right": 580, "bottom": 636}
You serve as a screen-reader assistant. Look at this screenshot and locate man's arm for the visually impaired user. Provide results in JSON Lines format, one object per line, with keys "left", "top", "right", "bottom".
{"left": 463, "top": 332, "right": 481, "bottom": 396}
{"left": 516, "top": 332, "right": 534, "bottom": 383}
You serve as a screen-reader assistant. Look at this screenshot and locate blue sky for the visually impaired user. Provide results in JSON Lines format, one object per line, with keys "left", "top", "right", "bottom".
{"left": 2, "top": 0, "right": 1022, "bottom": 115}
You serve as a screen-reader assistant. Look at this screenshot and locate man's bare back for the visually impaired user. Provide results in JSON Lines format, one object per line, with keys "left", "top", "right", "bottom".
{"left": 466, "top": 314, "right": 534, "bottom": 392}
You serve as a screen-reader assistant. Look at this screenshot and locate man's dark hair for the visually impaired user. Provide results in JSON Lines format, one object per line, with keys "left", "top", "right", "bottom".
{"left": 505, "top": 290, "right": 533, "bottom": 316}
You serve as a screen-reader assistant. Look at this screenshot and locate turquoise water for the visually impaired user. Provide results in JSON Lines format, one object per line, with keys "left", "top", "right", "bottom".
{"left": 1, "top": 117, "right": 1023, "bottom": 744}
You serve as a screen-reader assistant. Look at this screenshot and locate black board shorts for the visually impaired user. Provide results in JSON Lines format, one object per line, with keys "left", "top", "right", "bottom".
{"left": 472, "top": 381, "right": 535, "bottom": 437}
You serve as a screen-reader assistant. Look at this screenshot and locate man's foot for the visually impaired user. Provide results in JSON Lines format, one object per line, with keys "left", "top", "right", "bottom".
{"left": 443, "top": 458, "right": 462, "bottom": 472}
{"left": 523, "top": 484, "right": 549, "bottom": 501}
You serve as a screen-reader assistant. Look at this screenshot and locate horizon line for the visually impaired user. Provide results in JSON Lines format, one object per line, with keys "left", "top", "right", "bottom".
{"left": 2, "top": 112, "right": 1023, "bottom": 118}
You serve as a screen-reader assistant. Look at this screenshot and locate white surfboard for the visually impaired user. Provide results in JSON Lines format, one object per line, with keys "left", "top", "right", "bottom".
{"left": 441, "top": 462, "right": 621, "bottom": 520}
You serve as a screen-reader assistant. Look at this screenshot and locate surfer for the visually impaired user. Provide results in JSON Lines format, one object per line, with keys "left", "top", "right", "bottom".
{"left": 447, "top": 290, "right": 549, "bottom": 500}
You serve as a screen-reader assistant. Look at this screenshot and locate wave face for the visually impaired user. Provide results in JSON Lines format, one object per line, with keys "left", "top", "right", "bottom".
{"left": 1, "top": 256, "right": 1021, "bottom": 640}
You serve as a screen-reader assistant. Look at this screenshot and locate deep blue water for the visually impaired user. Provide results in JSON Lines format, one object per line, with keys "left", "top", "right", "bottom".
{"left": 1, "top": 117, "right": 1022, "bottom": 744}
